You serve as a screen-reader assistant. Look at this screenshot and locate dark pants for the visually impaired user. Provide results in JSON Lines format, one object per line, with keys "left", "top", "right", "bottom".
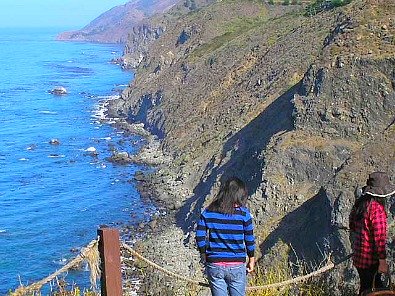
{"left": 357, "top": 264, "right": 383, "bottom": 295}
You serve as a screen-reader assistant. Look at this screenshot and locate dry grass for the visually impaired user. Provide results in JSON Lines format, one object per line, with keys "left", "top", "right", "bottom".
{"left": 247, "top": 248, "right": 330, "bottom": 296}
{"left": 8, "top": 279, "right": 98, "bottom": 296}
{"left": 276, "top": 131, "right": 361, "bottom": 151}
{"left": 326, "top": 0, "right": 395, "bottom": 58}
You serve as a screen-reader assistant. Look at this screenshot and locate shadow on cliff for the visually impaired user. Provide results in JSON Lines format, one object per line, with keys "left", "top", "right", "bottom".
{"left": 260, "top": 187, "right": 333, "bottom": 265}
{"left": 176, "top": 83, "right": 299, "bottom": 238}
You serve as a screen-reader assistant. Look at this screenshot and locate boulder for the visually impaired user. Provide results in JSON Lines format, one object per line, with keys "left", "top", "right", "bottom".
{"left": 50, "top": 86, "right": 67, "bottom": 95}
{"left": 106, "top": 151, "right": 133, "bottom": 164}
{"left": 85, "top": 146, "right": 98, "bottom": 156}
{"left": 49, "top": 139, "right": 60, "bottom": 145}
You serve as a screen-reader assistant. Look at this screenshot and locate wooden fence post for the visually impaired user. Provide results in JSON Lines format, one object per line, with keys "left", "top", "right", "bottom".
{"left": 98, "top": 227, "right": 122, "bottom": 296}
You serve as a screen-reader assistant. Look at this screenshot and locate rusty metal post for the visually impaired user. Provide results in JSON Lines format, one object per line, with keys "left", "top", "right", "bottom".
{"left": 98, "top": 227, "right": 122, "bottom": 296}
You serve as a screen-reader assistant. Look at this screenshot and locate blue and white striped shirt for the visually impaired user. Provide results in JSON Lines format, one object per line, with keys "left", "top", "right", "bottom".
{"left": 196, "top": 207, "right": 255, "bottom": 263}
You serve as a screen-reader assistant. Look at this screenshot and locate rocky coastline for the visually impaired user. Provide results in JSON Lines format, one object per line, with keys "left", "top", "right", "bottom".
{"left": 103, "top": 106, "right": 203, "bottom": 295}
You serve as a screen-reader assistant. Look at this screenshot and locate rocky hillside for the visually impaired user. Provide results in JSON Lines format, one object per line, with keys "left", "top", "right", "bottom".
{"left": 120, "top": 0, "right": 216, "bottom": 67}
{"left": 57, "top": 0, "right": 179, "bottom": 43}
{"left": 108, "top": 0, "right": 395, "bottom": 295}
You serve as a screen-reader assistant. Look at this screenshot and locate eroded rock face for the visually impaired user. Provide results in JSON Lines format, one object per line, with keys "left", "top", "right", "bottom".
{"left": 294, "top": 58, "right": 395, "bottom": 138}
{"left": 122, "top": 25, "right": 166, "bottom": 69}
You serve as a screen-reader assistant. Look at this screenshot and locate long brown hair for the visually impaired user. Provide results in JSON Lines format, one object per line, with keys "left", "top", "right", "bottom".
{"left": 207, "top": 177, "right": 248, "bottom": 214}
{"left": 353, "top": 193, "right": 386, "bottom": 220}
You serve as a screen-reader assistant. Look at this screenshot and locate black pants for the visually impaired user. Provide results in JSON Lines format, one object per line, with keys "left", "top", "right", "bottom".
{"left": 357, "top": 264, "right": 383, "bottom": 295}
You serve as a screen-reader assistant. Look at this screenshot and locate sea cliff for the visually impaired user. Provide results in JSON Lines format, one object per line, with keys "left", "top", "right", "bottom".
{"left": 108, "top": 0, "right": 394, "bottom": 295}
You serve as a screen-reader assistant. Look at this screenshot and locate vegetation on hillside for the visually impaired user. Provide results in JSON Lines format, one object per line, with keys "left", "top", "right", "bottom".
{"left": 306, "top": 0, "right": 353, "bottom": 15}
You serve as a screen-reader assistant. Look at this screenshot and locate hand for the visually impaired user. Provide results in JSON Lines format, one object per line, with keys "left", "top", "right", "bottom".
{"left": 246, "top": 257, "right": 255, "bottom": 273}
{"left": 378, "top": 259, "right": 388, "bottom": 274}
{"left": 199, "top": 253, "right": 206, "bottom": 265}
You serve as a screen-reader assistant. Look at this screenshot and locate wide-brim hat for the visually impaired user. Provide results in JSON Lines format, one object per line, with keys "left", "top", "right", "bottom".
{"left": 362, "top": 171, "right": 395, "bottom": 198}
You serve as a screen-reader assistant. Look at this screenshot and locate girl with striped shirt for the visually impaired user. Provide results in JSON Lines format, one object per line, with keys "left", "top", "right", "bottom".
{"left": 196, "top": 177, "right": 255, "bottom": 296}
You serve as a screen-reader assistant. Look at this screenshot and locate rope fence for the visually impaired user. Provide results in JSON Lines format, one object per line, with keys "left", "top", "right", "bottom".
{"left": 121, "top": 242, "right": 353, "bottom": 291}
{"left": 247, "top": 254, "right": 353, "bottom": 291}
{"left": 121, "top": 242, "right": 209, "bottom": 287}
{"left": 9, "top": 230, "right": 354, "bottom": 295}
{"left": 10, "top": 239, "right": 100, "bottom": 296}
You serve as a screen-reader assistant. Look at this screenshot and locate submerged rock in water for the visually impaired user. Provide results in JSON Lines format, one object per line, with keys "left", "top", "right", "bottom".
{"left": 50, "top": 86, "right": 67, "bottom": 95}
{"left": 85, "top": 146, "right": 98, "bottom": 156}
{"left": 107, "top": 151, "right": 133, "bottom": 164}
{"left": 49, "top": 139, "right": 60, "bottom": 145}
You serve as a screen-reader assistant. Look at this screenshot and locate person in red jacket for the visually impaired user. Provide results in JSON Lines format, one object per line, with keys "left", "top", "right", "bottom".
{"left": 349, "top": 171, "right": 395, "bottom": 295}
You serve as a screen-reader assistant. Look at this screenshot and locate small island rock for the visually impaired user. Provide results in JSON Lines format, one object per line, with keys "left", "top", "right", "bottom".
{"left": 50, "top": 86, "right": 68, "bottom": 96}
{"left": 49, "top": 139, "right": 60, "bottom": 145}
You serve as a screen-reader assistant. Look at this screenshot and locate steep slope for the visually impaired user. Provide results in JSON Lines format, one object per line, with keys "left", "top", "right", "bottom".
{"left": 57, "top": 0, "right": 179, "bottom": 43}
{"left": 120, "top": 0, "right": 216, "bottom": 67}
{"left": 109, "top": 0, "right": 395, "bottom": 294}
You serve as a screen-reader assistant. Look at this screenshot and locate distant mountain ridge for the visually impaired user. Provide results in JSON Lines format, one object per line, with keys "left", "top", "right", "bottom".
{"left": 57, "top": 0, "right": 179, "bottom": 43}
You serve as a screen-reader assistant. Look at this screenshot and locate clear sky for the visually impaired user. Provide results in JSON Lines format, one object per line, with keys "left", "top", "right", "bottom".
{"left": 0, "top": 0, "right": 129, "bottom": 29}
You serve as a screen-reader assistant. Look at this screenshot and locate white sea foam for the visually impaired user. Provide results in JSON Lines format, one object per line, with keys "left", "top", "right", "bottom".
{"left": 19, "top": 158, "right": 28, "bottom": 161}
{"left": 39, "top": 110, "right": 57, "bottom": 115}
{"left": 96, "top": 95, "right": 119, "bottom": 100}
{"left": 89, "top": 162, "right": 107, "bottom": 169}
{"left": 91, "top": 95, "right": 121, "bottom": 124}
{"left": 48, "top": 154, "right": 65, "bottom": 158}
{"left": 85, "top": 147, "right": 96, "bottom": 152}
{"left": 91, "top": 100, "right": 109, "bottom": 121}
{"left": 53, "top": 258, "right": 67, "bottom": 266}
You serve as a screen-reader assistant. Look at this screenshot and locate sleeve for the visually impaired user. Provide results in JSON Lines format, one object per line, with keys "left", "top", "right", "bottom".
{"left": 369, "top": 201, "right": 387, "bottom": 259}
{"left": 244, "top": 209, "right": 255, "bottom": 258}
{"left": 196, "top": 212, "right": 207, "bottom": 254}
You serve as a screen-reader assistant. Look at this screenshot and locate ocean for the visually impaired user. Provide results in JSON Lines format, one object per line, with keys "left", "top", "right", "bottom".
{"left": 0, "top": 28, "right": 150, "bottom": 294}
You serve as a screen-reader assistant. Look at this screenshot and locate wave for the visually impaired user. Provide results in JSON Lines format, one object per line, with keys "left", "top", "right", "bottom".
{"left": 47, "top": 154, "right": 65, "bottom": 158}
{"left": 91, "top": 97, "right": 119, "bottom": 122}
{"left": 39, "top": 110, "right": 58, "bottom": 115}
{"left": 96, "top": 95, "right": 120, "bottom": 100}
{"left": 53, "top": 257, "right": 68, "bottom": 266}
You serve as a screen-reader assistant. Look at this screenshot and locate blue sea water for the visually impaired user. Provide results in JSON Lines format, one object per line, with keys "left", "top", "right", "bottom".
{"left": 0, "top": 28, "right": 150, "bottom": 294}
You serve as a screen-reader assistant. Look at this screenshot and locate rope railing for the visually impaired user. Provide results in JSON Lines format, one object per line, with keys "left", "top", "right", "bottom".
{"left": 7, "top": 231, "right": 354, "bottom": 295}
{"left": 121, "top": 242, "right": 353, "bottom": 291}
{"left": 121, "top": 242, "right": 209, "bottom": 287}
{"left": 247, "top": 254, "right": 353, "bottom": 291}
{"left": 10, "top": 239, "right": 100, "bottom": 296}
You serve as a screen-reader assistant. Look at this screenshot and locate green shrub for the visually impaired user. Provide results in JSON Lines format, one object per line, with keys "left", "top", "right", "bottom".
{"left": 305, "top": 0, "right": 352, "bottom": 16}
{"left": 330, "top": 0, "right": 352, "bottom": 7}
